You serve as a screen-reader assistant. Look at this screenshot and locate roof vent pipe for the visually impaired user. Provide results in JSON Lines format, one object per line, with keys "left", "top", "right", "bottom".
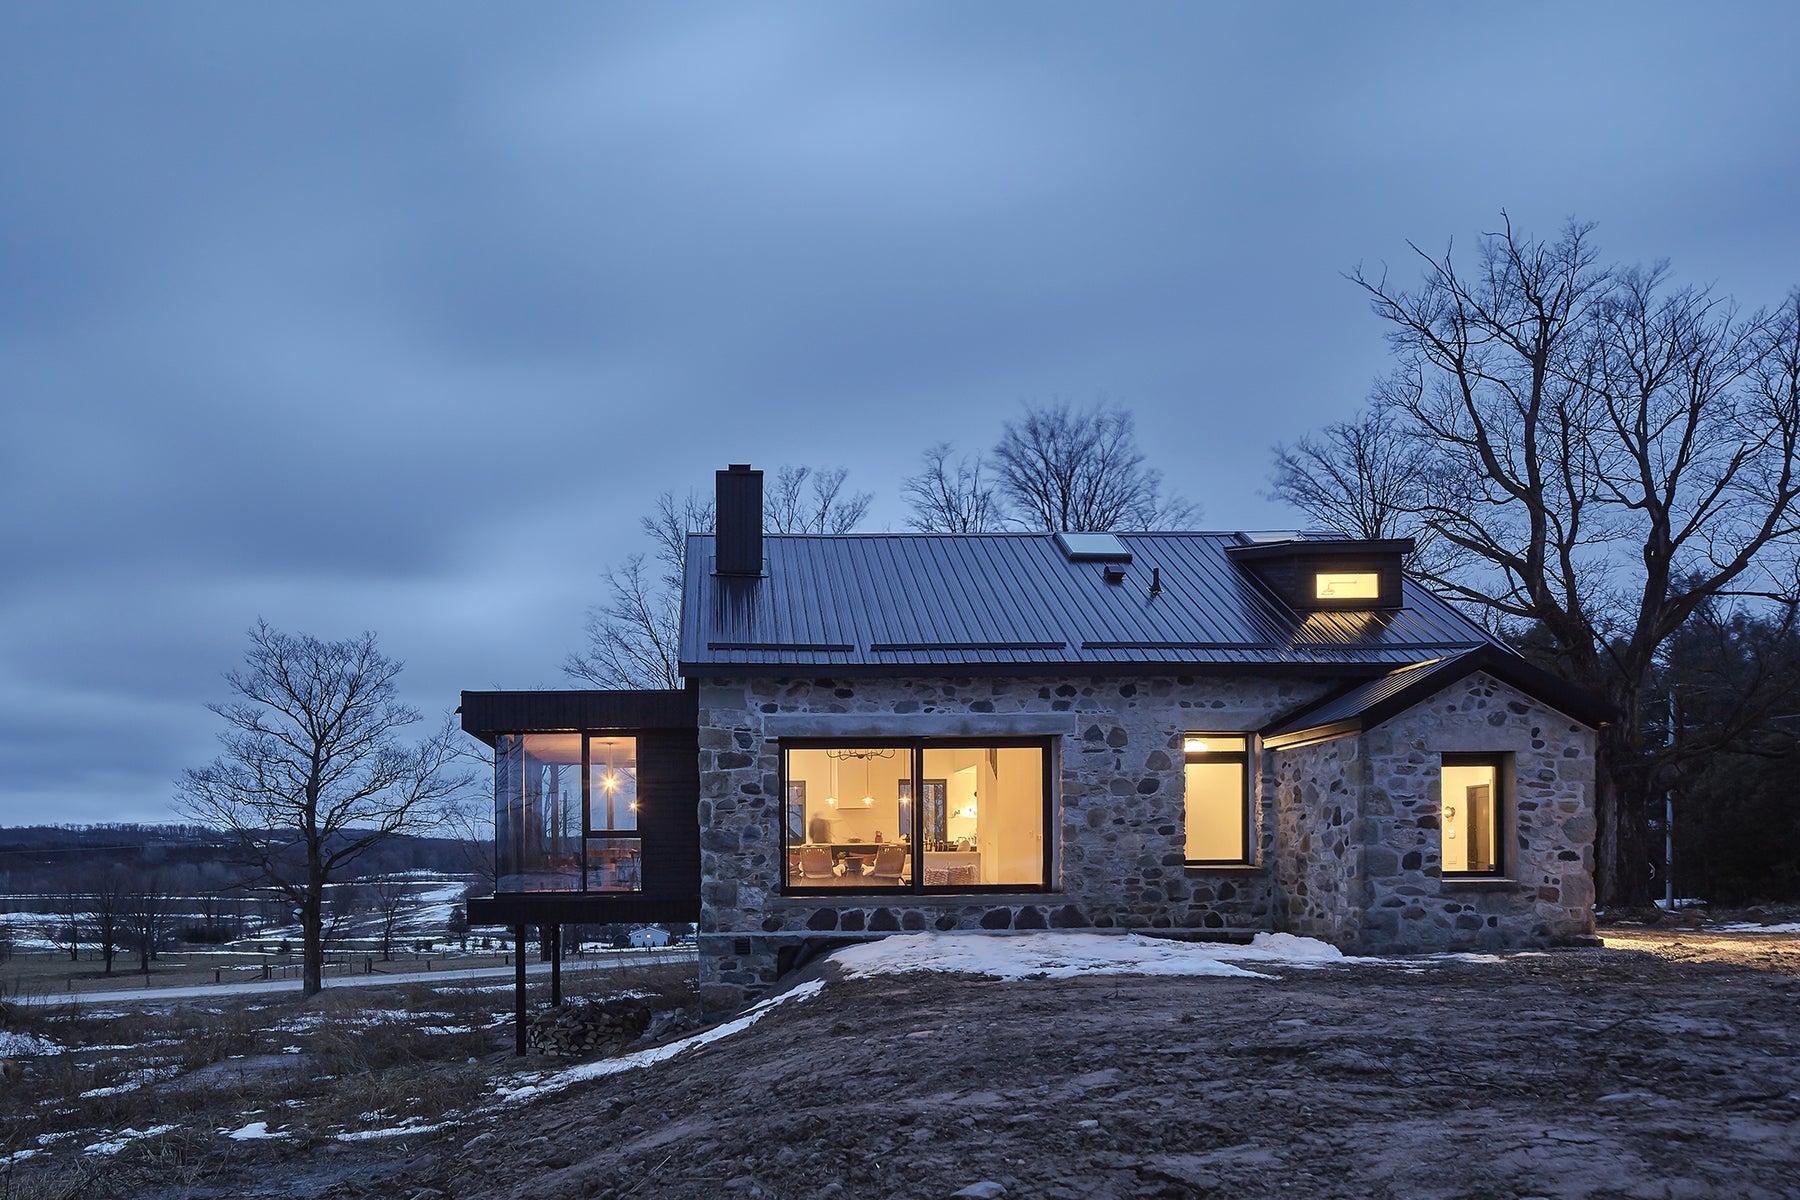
{"left": 715, "top": 464, "right": 764, "bottom": 576}
{"left": 1148, "top": 566, "right": 1163, "bottom": 596}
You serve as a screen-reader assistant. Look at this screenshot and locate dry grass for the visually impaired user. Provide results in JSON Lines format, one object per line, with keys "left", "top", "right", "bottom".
{"left": 0, "top": 958, "right": 702, "bottom": 1195}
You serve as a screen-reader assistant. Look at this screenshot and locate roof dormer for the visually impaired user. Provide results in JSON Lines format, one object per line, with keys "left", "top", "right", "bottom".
{"left": 1225, "top": 536, "right": 1414, "bottom": 610}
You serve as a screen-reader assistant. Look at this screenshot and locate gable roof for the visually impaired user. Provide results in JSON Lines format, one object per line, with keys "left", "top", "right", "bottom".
{"left": 1259, "top": 645, "right": 1612, "bottom": 746}
{"left": 679, "top": 531, "right": 1503, "bottom": 676}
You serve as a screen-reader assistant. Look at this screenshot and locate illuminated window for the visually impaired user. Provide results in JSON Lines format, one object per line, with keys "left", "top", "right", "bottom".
{"left": 782, "top": 741, "right": 1049, "bottom": 892}
{"left": 1184, "top": 734, "right": 1249, "bottom": 864}
{"left": 494, "top": 734, "right": 641, "bottom": 892}
{"left": 1315, "top": 572, "right": 1381, "bottom": 600}
{"left": 1441, "top": 754, "right": 1504, "bottom": 875}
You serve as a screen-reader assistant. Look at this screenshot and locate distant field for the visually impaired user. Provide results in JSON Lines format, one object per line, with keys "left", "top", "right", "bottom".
{"left": 0, "top": 946, "right": 534, "bottom": 999}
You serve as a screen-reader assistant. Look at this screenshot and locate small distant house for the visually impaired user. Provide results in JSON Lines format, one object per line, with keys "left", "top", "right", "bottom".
{"left": 629, "top": 926, "right": 672, "bottom": 948}
{"left": 465, "top": 464, "right": 1607, "bottom": 1015}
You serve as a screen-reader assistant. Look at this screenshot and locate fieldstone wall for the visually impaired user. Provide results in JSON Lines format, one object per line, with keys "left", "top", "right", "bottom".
{"left": 1270, "top": 735, "right": 1361, "bottom": 947}
{"left": 694, "top": 667, "right": 1597, "bottom": 1008}
{"left": 1355, "top": 672, "right": 1596, "bottom": 952}
{"left": 694, "top": 672, "right": 1336, "bottom": 1010}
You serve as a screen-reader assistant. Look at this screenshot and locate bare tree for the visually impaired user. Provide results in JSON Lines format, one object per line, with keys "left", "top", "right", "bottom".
{"left": 764, "top": 465, "right": 872, "bottom": 534}
{"left": 993, "top": 401, "right": 1195, "bottom": 531}
{"left": 88, "top": 867, "right": 128, "bottom": 975}
{"left": 567, "top": 469, "right": 869, "bottom": 689}
{"left": 124, "top": 874, "right": 173, "bottom": 977}
{"left": 566, "top": 489, "right": 711, "bottom": 690}
{"left": 902, "top": 442, "right": 1008, "bottom": 532}
{"left": 176, "top": 621, "right": 471, "bottom": 996}
{"left": 1277, "top": 215, "right": 1800, "bottom": 904}
{"left": 48, "top": 888, "right": 83, "bottom": 963}
{"left": 1270, "top": 407, "right": 1435, "bottom": 540}
{"left": 369, "top": 875, "right": 414, "bottom": 961}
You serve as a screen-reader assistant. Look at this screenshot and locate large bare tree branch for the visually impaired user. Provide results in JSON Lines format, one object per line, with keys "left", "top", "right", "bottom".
{"left": 1276, "top": 217, "right": 1800, "bottom": 905}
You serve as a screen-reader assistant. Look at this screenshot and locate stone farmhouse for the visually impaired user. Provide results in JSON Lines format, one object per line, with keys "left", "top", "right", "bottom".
{"left": 463, "top": 464, "right": 1607, "bottom": 1018}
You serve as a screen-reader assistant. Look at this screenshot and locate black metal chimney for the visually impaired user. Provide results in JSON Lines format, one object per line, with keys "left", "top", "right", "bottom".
{"left": 714, "top": 464, "right": 764, "bottom": 576}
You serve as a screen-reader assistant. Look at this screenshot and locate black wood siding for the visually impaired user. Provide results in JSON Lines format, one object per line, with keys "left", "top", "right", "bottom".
{"left": 460, "top": 688, "right": 700, "bottom": 926}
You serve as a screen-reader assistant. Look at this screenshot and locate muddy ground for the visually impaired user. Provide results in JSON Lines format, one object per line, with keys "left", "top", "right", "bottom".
{"left": 17, "top": 929, "right": 1800, "bottom": 1200}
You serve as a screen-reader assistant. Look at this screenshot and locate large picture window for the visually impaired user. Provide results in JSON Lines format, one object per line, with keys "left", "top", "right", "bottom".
{"left": 782, "top": 739, "right": 1050, "bottom": 892}
{"left": 495, "top": 733, "right": 642, "bottom": 892}
{"left": 1441, "top": 754, "right": 1504, "bottom": 875}
{"left": 1184, "top": 734, "right": 1250, "bottom": 865}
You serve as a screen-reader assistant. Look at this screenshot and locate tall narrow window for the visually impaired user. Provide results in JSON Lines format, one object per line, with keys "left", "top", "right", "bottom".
{"left": 1185, "top": 734, "right": 1250, "bottom": 864}
{"left": 585, "top": 735, "right": 641, "bottom": 892}
{"left": 494, "top": 734, "right": 582, "bottom": 892}
{"left": 1441, "top": 754, "right": 1503, "bottom": 875}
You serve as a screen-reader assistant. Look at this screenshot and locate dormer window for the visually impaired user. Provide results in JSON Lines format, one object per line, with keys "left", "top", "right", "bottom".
{"left": 1225, "top": 536, "right": 1413, "bottom": 610}
{"left": 1315, "top": 572, "right": 1381, "bottom": 601}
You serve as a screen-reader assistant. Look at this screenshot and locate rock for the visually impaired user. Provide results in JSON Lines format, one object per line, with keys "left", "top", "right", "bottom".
{"left": 950, "top": 1184, "right": 1008, "bottom": 1199}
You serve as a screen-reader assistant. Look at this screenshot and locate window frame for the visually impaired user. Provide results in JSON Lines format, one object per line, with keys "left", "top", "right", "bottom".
{"left": 491, "top": 730, "right": 645, "bottom": 895}
{"left": 1439, "top": 751, "right": 1507, "bottom": 878}
{"left": 779, "top": 736, "right": 1054, "bottom": 895}
{"left": 581, "top": 732, "right": 643, "bottom": 893}
{"left": 1183, "top": 733, "right": 1252, "bottom": 867}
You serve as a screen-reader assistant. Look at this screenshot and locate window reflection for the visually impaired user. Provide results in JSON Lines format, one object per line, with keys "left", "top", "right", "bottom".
{"left": 493, "top": 733, "right": 643, "bottom": 892}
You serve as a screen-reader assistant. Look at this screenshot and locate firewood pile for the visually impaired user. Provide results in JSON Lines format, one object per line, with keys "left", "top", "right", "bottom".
{"left": 527, "top": 994, "right": 653, "bottom": 1056}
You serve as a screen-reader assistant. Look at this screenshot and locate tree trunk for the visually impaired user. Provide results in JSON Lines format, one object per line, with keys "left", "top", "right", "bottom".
{"left": 301, "top": 884, "right": 325, "bottom": 998}
{"left": 1595, "top": 726, "right": 1653, "bottom": 907}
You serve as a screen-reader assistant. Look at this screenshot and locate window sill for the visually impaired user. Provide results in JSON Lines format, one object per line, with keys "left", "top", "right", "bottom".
{"left": 1440, "top": 877, "right": 1520, "bottom": 893}
{"left": 1184, "top": 863, "right": 1265, "bottom": 875}
{"left": 770, "top": 891, "right": 1064, "bottom": 908}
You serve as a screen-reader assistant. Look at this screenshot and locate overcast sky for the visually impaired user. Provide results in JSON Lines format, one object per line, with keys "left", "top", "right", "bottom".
{"left": 3, "top": 3, "right": 1797, "bottom": 825}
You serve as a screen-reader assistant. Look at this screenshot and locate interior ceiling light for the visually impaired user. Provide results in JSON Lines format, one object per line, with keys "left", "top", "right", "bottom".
{"left": 1184, "top": 737, "right": 1207, "bottom": 753}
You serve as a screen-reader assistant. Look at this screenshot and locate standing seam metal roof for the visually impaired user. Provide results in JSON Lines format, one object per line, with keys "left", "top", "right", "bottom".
{"left": 679, "top": 532, "right": 1500, "bottom": 672}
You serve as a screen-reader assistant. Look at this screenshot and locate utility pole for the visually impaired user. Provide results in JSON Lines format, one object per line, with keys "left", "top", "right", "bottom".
{"left": 1665, "top": 690, "right": 1676, "bottom": 913}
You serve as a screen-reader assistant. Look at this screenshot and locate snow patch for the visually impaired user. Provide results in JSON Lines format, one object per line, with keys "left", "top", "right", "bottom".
{"left": 224, "top": 1121, "right": 288, "bottom": 1141}
{"left": 78, "top": 1066, "right": 179, "bottom": 1098}
{"left": 1713, "top": 921, "right": 1800, "bottom": 934}
{"left": 493, "top": 979, "right": 827, "bottom": 1106}
{"left": 828, "top": 931, "right": 1358, "bottom": 981}
{"left": 81, "top": 1125, "right": 177, "bottom": 1156}
{"left": 0, "top": 1030, "right": 63, "bottom": 1056}
{"left": 333, "top": 1118, "right": 447, "bottom": 1141}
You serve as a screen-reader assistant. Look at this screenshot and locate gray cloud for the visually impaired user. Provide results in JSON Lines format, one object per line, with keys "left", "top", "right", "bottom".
{"left": 2, "top": 3, "right": 1797, "bottom": 821}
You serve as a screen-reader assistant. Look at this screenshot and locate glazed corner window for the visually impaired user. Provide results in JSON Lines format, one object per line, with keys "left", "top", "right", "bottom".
{"left": 1441, "top": 754, "right": 1503, "bottom": 875}
{"left": 1184, "top": 734, "right": 1249, "bottom": 864}
{"left": 494, "top": 733, "right": 641, "bottom": 893}
{"left": 1315, "top": 572, "right": 1380, "bottom": 600}
{"left": 782, "top": 741, "right": 1049, "bottom": 892}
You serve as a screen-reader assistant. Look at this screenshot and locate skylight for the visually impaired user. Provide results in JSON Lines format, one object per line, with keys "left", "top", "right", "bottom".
{"left": 1054, "top": 532, "right": 1132, "bottom": 563}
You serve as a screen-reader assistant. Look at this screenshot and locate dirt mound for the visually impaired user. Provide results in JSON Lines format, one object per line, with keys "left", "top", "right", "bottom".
{"left": 402, "top": 932, "right": 1800, "bottom": 1200}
